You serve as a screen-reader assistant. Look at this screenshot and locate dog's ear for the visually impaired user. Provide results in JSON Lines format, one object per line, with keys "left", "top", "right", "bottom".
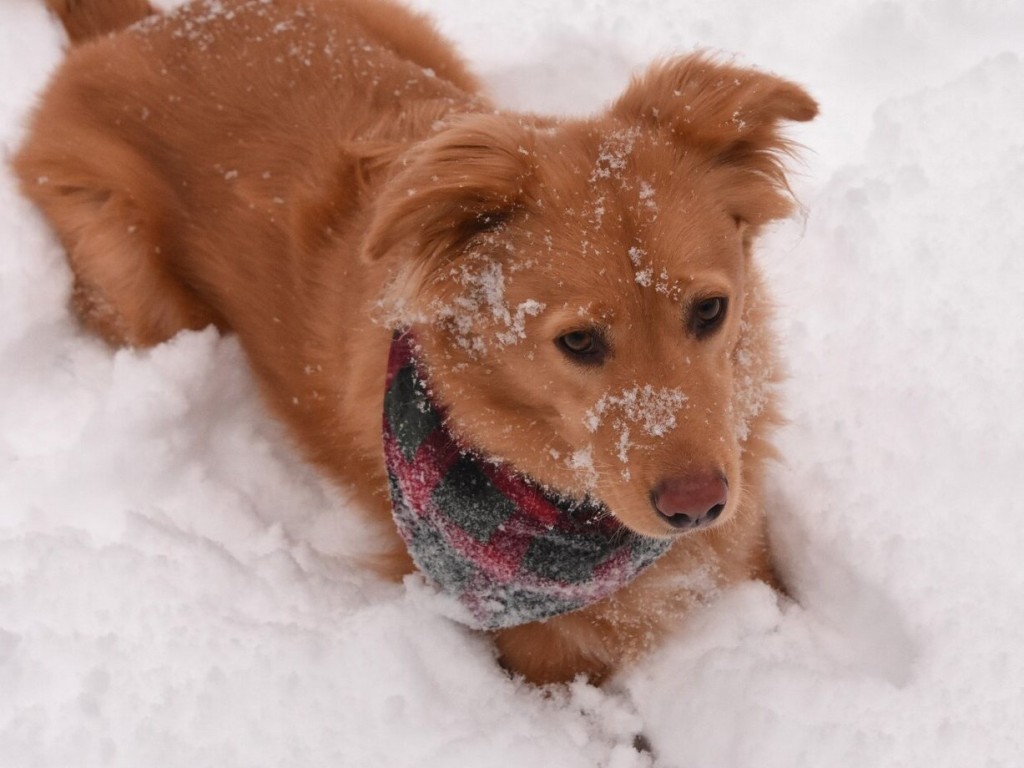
{"left": 361, "top": 114, "right": 532, "bottom": 265}
{"left": 612, "top": 53, "right": 817, "bottom": 225}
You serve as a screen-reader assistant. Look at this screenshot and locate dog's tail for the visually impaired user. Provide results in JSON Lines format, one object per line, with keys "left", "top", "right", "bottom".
{"left": 45, "top": 0, "right": 157, "bottom": 44}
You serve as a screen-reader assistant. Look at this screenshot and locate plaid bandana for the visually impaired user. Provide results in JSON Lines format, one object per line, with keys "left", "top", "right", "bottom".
{"left": 382, "top": 331, "right": 672, "bottom": 630}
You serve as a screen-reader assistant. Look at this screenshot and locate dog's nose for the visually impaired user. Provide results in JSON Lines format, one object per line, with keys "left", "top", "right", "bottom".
{"left": 651, "top": 473, "right": 728, "bottom": 530}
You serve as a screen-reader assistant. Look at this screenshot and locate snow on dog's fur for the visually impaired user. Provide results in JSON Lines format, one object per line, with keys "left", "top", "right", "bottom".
{"left": 15, "top": 0, "right": 816, "bottom": 683}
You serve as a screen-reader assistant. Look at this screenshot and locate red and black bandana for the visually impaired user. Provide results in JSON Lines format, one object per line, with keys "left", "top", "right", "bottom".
{"left": 382, "top": 331, "right": 672, "bottom": 630}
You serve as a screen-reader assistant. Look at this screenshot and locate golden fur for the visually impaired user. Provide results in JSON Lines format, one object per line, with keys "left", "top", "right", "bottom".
{"left": 15, "top": 0, "right": 816, "bottom": 684}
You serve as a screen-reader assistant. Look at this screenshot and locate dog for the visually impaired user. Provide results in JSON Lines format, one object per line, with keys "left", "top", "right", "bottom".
{"left": 15, "top": 0, "right": 816, "bottom": 684}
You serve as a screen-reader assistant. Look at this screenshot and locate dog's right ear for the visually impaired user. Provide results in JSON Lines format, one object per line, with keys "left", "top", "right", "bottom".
{"left": 361, "top": 114, "right": 534, "bottom": 267}
{"left": 612, "top": 53, "right": 817, "bottom": 226}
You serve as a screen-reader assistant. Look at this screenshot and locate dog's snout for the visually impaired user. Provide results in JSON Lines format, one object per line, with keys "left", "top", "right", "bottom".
{"left": 651, "top": 473, "right": 728, "bottom": 531}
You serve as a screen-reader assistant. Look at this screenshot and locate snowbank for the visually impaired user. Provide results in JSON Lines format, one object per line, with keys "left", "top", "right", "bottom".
{"left": 2, "top": 0, "right": 1022, "bottom": 765}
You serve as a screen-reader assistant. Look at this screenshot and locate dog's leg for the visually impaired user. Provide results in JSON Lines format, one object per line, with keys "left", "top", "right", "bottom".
{"left": 494, "top": 616, "right": 616, "bottom": 685}
{"left": 15, "top": 132, "right": 221, "bottom": 347}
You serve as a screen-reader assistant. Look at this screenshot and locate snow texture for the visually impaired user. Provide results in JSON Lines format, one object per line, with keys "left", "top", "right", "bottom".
{"left": 2, "top": 0, "right": 1023, "bottom": 766}
{"left": 585, "top": 385, "right": 688, "bottom": 476}
{"left": 431, "top": 253, "right": 547, "bottom": 354}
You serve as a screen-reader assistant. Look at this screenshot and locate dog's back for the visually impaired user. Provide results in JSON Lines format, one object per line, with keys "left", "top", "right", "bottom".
{"left": 43, "top": 0, "right": 156, "bottom": 43}
{"left": 16, "top": 0, "right": 483, "bottom": 342}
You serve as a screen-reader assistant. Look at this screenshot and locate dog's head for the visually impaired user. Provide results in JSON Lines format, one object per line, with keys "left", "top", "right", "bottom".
{"left": 364, "top": 54, "right": 816, "bottom": 539}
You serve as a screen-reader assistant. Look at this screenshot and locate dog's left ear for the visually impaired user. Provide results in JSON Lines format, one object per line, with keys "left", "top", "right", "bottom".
{"left": 612, "top": 53, "right": 818, "bottom": 226}
{"left": 361, "top": 114, "right": 533, "bottom": 266}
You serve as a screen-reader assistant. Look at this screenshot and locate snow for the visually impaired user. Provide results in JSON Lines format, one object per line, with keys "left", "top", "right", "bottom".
{"left": 2, "top": 0, "right": 1023, "bottom": 766}
{"left": 433, "top": 255, "right": 547, "bottom": 352}
{"left": 585, "top": 385, "right": 689, "bottom": 474}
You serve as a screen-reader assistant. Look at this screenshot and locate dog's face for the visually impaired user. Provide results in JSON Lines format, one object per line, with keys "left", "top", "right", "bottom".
{"left": 365, "top": 55, "right": 816, "bottom": 538}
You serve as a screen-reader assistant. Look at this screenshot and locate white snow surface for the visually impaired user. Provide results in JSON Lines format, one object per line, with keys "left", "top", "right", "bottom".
{"left": 2, "top": 0, "right": 1024, "bottom": 765}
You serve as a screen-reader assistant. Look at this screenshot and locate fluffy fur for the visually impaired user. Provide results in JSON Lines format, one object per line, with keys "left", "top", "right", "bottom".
{"left": 15, "top": 0, "right": 816, "bottom": 684}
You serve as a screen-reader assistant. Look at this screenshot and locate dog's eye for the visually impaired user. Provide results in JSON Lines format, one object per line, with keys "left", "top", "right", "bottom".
{"left": 692, "top": 297, "right": 728, "bottom": 337}
{"left": 556, "top": 330, "right": 607, "bottom": 365}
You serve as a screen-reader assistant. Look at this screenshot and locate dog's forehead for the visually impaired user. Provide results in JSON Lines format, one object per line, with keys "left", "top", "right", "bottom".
{"left": 527, "top": 125, "right": 734, "bottom": 236}
{"left": 526, "top": 123, "right": 667, "bottom": 209}
{"left": 504, "top": 124, "right": 743, "bottom": 297}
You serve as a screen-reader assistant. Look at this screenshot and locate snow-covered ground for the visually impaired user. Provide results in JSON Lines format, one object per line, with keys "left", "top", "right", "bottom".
{"left": 2, "top": 0, "right": 1023, "bottom": 765}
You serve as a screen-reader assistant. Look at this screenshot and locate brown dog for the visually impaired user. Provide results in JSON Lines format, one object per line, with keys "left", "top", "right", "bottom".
{"left": 15, "top": 0, "right": 816, "bottom": 683}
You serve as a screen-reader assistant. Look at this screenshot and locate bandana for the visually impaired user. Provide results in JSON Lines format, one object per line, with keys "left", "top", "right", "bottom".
{"left": 382, "top": 331, "right": 672, "bottom": 630}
